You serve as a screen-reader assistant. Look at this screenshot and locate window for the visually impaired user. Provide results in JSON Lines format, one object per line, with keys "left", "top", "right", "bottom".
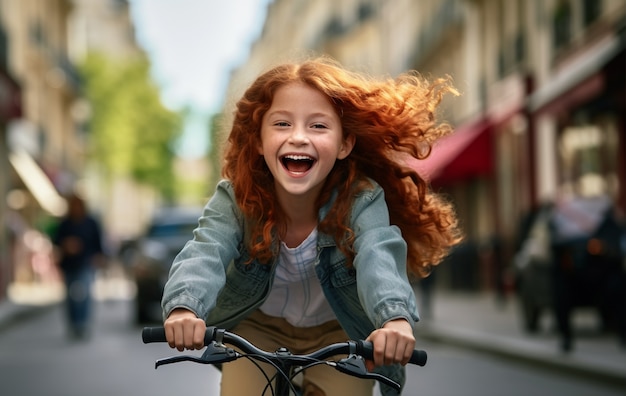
{"left": 558, "top": 119, "right": 619, "bottom": 197}
{"left": 583, "top": 0, "right": 602, "bottom": 27}
{"left": 553, "top": 1, "right": 572, "bottom": 49}
{"left": 357, "top": 2, "right": 374, "bottom": 21}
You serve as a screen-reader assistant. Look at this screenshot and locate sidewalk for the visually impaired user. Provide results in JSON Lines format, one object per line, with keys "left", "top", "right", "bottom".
{"left": 416, "top": 291, "right": 626, "bottom": 388}
{"left": 0, "top": 271, "right": 133, "bottom": 333}
{"left": 0, "top": 281, "right": 64, "bottom": 333}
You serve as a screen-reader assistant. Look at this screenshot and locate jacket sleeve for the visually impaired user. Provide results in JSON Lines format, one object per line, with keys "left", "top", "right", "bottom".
{"left": 161, "top": 180, "right": 244, "bottom": 321}
{"left": 351, "top": 185, "right": 420, "bottom": 329}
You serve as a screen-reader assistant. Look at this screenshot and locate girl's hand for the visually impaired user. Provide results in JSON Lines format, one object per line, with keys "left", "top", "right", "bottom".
{"left": 365, "top": 319, "right": 415, "bottom": 371}
{"left": 164, "top": 308, "right": 207, "bottom": 351}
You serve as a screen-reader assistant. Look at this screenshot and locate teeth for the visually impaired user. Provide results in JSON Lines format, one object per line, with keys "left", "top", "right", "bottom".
{"left": 284, "top": 155, "right": 314, "bottom": 161}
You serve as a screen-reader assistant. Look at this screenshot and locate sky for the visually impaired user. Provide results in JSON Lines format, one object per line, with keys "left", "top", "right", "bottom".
{"left": 128, "top": 0, "right": 272, "bottom": 158}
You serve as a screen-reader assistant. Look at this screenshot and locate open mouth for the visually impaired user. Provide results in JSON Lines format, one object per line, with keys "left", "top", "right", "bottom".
{"left": 281, "top": 154, "right": 316, "bottom": 173}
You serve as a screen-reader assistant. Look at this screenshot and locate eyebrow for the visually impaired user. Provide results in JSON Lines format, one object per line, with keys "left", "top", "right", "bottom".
{"left": 266, "top": 110, "right": 336, "bottom": 119}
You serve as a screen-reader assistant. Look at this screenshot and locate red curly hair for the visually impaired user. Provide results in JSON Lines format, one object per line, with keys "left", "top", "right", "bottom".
{"left": 222, "top": 56, "right": 462, "bottom": 278}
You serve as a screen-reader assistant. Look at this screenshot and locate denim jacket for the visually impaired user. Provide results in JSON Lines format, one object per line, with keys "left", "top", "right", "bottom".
{"left": 162, "top": 179, "right": 420, "bottom": 395}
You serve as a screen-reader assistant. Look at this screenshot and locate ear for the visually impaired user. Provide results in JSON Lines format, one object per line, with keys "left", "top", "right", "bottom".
{"left": 256, "top": 136, "right": 264, "bottom": 155}
{"left": 337, "top": 134, "right": 355, "bottom": 160}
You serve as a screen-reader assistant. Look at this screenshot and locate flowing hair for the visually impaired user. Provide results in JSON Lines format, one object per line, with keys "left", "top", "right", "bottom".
{"left": 222, "top": 56, "right": 462, "bottom": 278}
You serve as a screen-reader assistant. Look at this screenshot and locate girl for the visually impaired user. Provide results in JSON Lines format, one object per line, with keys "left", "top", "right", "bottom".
{"left": 161, "top": 56, "right": 461, "bottom": 395}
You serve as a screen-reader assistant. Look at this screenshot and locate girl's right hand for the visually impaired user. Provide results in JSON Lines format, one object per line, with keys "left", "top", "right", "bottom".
{"left": 164, "top": 308, "right": 207, "bottom": 351}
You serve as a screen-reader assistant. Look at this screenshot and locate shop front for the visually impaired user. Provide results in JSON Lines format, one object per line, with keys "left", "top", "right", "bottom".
{"left": 529, "top": 33, "right": 625, "bottom": 213}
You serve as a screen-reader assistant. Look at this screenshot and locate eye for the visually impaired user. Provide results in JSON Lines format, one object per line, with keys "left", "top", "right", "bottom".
{"left": 311, "top": 123, "right": 328, "bottom": 129}
{"left": 274, "top": 121, "right": 291, "bottom": 127}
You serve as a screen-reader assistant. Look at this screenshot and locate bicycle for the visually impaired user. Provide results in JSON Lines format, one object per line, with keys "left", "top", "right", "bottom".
{"left": 142, "top": 326, "right": 427, "bottom": 395}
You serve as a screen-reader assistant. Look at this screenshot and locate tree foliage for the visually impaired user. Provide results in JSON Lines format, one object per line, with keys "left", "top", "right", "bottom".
{"left": 79, "top": 52, "right": 182, "bottom": 201}
{"left": 208, "top": 112, "right": 226, "bottom": 191}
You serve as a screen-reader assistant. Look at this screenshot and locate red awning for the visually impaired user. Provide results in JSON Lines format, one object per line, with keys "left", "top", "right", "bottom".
{"left": 407, "top": 118, "right": 493, "bottom": 185}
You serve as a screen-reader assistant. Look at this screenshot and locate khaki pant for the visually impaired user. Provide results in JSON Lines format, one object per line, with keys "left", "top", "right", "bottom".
{"left": 221, "top": 310, "right": 374, "bottom": 396}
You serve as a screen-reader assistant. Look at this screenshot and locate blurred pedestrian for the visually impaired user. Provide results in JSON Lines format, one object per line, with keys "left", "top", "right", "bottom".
{"left": 52, "top": 193, "right": 106, "bottom": 339}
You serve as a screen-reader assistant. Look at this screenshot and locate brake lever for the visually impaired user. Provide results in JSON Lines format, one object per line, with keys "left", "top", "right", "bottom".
{"left": 154, "top": 342, "right": 238, "bottom": 369}
{"left": 155, "top": 354, "right": 205, "bottom": 369}
{"left": 334, "top": 355, "right": 401, "bottom": 391}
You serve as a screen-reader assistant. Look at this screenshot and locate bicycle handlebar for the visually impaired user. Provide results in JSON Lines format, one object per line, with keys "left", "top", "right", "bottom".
{"left": 142, "top": 326, "right": 427, "bottom": 367}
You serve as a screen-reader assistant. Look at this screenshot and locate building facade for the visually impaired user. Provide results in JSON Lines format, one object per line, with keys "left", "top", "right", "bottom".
{"left": 0, "top": 0, "right": 79, "bottom": 298}
{"left": 0, "top": 9, "right": 23, "bottom": 299}
{"left": 225, "top": 0, "right": 626, "bottom": 291}
{"left": 0, "top": 0, "right": 142, "bottom": 301}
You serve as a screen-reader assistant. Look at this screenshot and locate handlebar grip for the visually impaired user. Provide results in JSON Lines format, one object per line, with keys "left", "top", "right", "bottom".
{"left": 142, "top": 327, "right": 167, "bottom": 343}
{"left": 142, "top": 326, "right": 218, "bottom": 346}
{"left": 410, "top": 349, "right": 428, "bottom": 366}
{"left": 357, "top": 340, "right": 427, "bottom": 366}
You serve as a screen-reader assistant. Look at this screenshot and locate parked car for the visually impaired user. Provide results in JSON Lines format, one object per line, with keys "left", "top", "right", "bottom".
{"left": 127, "top": 207, "right": 201, "bottom": 324}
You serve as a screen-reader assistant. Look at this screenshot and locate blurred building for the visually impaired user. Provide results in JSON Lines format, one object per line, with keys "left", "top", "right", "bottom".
{"left": 226, "top": 0, "right": 625, "bottom": 291}
{"left": 0, "top": 0, "right": 143, "bottom": 301}
{"left": 0, "top": 0, "right": 79, "bottom": 298}
{"left": 0, "top": 9, "right": 23, "bottom": 299}
{"left": 68, "top": 0, "right": 140, "bottom": 60}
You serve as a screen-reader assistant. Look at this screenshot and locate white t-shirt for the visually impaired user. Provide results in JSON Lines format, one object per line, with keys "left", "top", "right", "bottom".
{"left": 259, "top": 228, "right": 337, "bottom": 327}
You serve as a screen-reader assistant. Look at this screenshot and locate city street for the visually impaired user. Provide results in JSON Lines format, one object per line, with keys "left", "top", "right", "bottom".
{"left": 1, "top": 2, "right": 625, "bottom": 396}
{"left": 0, "top": 298, "right": 220, "bottom": 396}
{"left": 0, "top": 296, "right": 623, "bottom": 396}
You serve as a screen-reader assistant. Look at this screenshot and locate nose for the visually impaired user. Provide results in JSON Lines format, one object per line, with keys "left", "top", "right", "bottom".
{"left": 288, "top": 124, "right": 308, "bottom": 145}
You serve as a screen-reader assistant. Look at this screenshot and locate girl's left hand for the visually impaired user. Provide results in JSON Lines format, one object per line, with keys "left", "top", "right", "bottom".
{"left": 365, "top": 319, "right": 415, "bottom": 371}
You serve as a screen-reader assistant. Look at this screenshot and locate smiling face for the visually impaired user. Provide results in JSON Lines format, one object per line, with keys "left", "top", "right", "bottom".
{"left": 258, "top": 82, "right": 354, "bottom": 202}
